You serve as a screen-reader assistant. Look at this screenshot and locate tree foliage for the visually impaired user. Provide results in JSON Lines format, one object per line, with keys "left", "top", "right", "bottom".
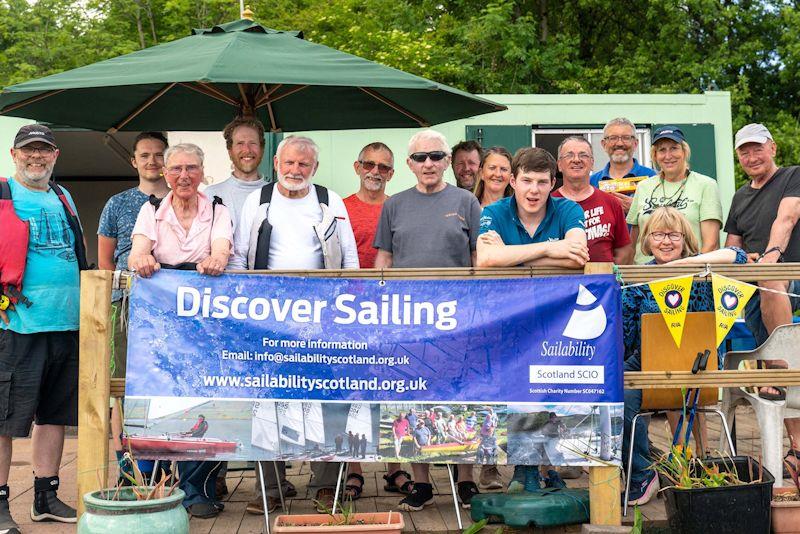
{"left": 2, "top": 0, "right": 800, "bottom": 180}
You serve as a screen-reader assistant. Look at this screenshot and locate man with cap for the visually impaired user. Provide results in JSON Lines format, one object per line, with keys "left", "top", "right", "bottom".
{"left": 725, "top": 123, "right": 800, "bottom": 466}
{"left": 590, "top": 118, "right": 656, "bottom": 213}
{"left": 0, "top": 125, "right": 87, "bottom": 531}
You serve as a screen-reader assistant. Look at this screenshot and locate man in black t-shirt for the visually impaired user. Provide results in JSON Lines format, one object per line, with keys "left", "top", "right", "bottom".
{"left": 724, "top": 124, "right": 800, "bottom": 458}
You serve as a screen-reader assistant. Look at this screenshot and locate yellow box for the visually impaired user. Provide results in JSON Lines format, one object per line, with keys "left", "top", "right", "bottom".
{"left": 598, "top": 176, "right": 647, "bottom": 194}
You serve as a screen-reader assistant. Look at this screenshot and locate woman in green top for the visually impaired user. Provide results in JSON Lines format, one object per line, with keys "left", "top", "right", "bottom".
{"left": 627, "top": 126, "right": 723, "bottom": 264}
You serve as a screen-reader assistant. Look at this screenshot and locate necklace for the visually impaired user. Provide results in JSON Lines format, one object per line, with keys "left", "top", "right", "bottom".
{"left": 649, "top": 172, "right": 688, "bottom": 208}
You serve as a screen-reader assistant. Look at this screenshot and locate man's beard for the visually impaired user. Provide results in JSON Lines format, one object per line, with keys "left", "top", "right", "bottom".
{"left": 278, "top": 172, "right": 310, "bottom": 191}
{"left": 362, "top": 174, "right": 384, "bottom": 192}
{"left": 609, "top": 152, "right": 632, "bottom": 164}
{"left": 16, "top": 161, "right": 53, "bottom": 187}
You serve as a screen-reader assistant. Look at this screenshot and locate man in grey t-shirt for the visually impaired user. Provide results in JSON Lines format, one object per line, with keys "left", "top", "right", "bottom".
{"left": 374, "top": 130, "right": 481, "bottom": 512}
{"left": 204, "top": 118, "right": 269, "bottom": 236}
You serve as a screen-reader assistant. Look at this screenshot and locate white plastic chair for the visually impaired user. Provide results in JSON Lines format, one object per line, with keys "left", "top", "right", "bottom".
{"left": 721, "top": 323, "right": 800, "bottom": 487}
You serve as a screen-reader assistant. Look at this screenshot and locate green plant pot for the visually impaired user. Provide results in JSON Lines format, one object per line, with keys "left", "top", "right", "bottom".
{"left": 78, "top": 487, "right": 188, "bottom": 534}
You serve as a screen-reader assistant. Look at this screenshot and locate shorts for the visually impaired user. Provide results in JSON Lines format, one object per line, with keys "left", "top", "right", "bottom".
{"left": 110, "top": 301, "right": 128, "bottom": 379}
{"left": 0, "top": 330, "right": 79, "bottom": 437}
{"left": 744, "top": 279, "right": 800, "bottom": 346}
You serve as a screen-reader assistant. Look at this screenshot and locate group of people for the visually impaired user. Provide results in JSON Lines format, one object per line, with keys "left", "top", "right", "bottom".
{"left": 334, "top": 431, "right": 367, "bottom": 459}
{"left": 1, "top": 111, "right": 799, "bottom": 530}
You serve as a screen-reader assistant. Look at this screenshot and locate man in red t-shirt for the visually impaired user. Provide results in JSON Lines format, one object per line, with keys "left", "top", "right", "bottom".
{"left": 343, "top": 142, "right": 394, "bottom": 268}
{"left": 552, "top": 136, "right": 633, "bottom": 264}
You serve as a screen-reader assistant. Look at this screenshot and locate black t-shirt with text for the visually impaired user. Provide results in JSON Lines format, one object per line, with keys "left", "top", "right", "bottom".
{"left": 724, "top": 166, "right": 800, "bottom": 262}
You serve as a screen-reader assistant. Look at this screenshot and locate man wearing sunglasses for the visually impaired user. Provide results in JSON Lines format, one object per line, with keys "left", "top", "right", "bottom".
{"left": 344, "top": 142, "right": 394, "bottom": 268}
{"left": 374, "top": 130, "right": 483, "bottom": 512}
{"left": 590, "top": 118, "right": 656, "bottom": 213}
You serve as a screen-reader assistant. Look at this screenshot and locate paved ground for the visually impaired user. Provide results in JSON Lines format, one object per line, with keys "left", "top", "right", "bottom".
{"left": 7, "top": 405, "right": 788, "bottom": 533}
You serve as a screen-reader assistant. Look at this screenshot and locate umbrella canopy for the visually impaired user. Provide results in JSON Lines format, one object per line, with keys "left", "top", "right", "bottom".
{"left": 0, "top": 19, "right": 505, "bottom": 132}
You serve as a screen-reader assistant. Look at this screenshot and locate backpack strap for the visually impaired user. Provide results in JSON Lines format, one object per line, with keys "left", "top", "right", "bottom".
{"left": 259, "top": 182, "right": 276, "bottom": 205}
{"left": 314, "top": 184, "right": 329, "bottom": 206}
{"left": 149, "top": 194, "right": 162, "bottom": 210}
{"left": 0, "top": 177, "right": 10, "bottom": 201}
{"left": 49, "top": 181, "right": 90, "bottom": 271}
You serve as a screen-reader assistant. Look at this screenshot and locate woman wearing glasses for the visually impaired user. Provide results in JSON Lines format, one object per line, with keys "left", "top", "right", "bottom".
{"left": 627, "top": 126, "right": 722, "bottom": 264}
{"left": 622, "top": 207, "right": 745, "bottom": 506}
{"left": 127, "top": 143, "right": 233, "bottom": 519}
{"left": 128, "top": 143, "right": 233, "bottom": 278}
{"left": 473, "top": 146, "right": 513, "bottom": 207}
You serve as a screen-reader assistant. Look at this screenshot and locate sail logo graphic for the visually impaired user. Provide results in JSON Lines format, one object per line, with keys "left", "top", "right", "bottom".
{"left": 561, "top": 285, "right": 607, "bottom": 340}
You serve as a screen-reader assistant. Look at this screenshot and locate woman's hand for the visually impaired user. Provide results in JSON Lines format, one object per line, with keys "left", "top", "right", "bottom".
{"left": 129, "top": 254, "right": 160, "bottom": 278}
{"left": 197, "top": 254, "right": 227, "bottom": 276}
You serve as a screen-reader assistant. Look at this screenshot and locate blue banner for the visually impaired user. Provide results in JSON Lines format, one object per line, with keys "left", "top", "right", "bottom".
{"left": 123, "top": 271, "right": 623, "bottom": 464}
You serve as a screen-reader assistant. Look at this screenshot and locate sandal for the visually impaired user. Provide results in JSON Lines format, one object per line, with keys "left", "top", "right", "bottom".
{"left": 758, "top": 386, "right": 786, "bottom": 401}
{"left": 783, "top": 449, "right": 800, "bottom": 479}
{"left": 383, "top": 470, "right": 413, "bottom": 494}
{"left": 314, "top": 488, "right": 336, "bottom": 513}
{"left": 343, "top": 473, "right": 364, "bottom": 501}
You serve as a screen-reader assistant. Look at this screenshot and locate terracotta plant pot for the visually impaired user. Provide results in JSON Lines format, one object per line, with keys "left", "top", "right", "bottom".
{"left": 771, "top": 487, "right": 800, "bottom": 534}
{"left": 273, "top": 512, "right": 404, "bottom": 533}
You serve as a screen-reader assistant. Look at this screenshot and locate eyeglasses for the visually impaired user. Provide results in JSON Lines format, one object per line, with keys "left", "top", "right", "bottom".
{"left": 603, "top": 135, "right": 636, "bottom": 143}
{"left": 409, "top": 151, "right": 447, "bottom": 163}
{"left": 559, "top": 152, "right": 593, "bottom": 161}
{"left": 165, "top": 164, "right": 202, "bottom": 176}
{"left": 18, "top": 145, "right": 56, "bottom": 156}
{"left": 359, "top": 160, "right": 393, "bottom": 174}
{"left": 649, "top": 231, "right": 684, "bottom": 242}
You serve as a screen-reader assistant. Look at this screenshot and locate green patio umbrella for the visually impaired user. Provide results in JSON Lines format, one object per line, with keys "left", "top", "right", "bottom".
{"left": 0, "top": 19, "right": 505, "bottom": 132}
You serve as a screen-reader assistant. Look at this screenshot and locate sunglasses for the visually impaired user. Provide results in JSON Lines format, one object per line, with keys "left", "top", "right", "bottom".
{"left": 359, "top": 160, "right": 393, "bottom": 174}
{"left": 409, "top": 151, "right": 447, "bottom": 163}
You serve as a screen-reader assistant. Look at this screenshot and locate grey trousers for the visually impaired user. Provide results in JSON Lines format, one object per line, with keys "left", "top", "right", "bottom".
{"left": 255, "top": 461, "right": 341, "bottom": 497}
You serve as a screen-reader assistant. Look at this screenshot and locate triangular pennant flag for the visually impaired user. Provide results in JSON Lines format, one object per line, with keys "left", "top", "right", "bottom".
{"left": 649, "top": 275, "right": 694, "bottom": 347}
{"left": 712, "top": 274, "right": 758, "bottom": 347}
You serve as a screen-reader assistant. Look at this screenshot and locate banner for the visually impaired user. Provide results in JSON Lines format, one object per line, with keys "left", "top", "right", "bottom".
{"left": 123, "top": 271, "right": 623, "bottom": 466}
{"left": 711, "top": 273, "right": 757, "bottom": 347}
{"left": 648, "top": 275, "right": 694, "bottom": 347}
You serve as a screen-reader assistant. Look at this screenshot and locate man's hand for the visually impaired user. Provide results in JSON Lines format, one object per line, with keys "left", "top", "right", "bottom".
{"left": 0, "top": 302, "right": 15, "bottom": 326}
{"left": 478, "top": 230, "right": 505, "bottom": 247}
{"left": 609, "top": 191, "right": 633, "bottom": 213}
{"left": 546, "top": 240, "right": 590, "bottom": 265}
{"left": 197, "top": 254, "right": 227, "bottom": 276}
{"left": 129, "top": 254, "right": 160, "bottom": 278}
{"left": 757, "top": 248, "right": 782, "bottom": 264}
{"left": 746, "top": 252, "right": 760, "bottom": 263}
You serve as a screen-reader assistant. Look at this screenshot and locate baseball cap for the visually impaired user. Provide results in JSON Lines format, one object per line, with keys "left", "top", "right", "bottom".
{"left": 734, "top": 123, "right": 773, "bottom": 149}
{"left": 651, "top": 126, "right": 686, "bottom": 144}
{"left": 14, "top": 124, "right": 57, "bottom": 149}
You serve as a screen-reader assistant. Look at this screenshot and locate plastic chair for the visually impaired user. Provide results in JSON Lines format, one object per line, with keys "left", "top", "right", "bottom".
{"left": 721, "top": 322, "right": 800, "bottom": 488}
{"left": 624, "top": 312, "right": 736, "bottom": 516}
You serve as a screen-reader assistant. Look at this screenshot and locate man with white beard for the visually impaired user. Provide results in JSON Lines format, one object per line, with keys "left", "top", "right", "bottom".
{"left": 230, "top": 135, "right": 358, "bottom": 513}
{"left": 589, "top": 117, "right": 656, "bottom": 213}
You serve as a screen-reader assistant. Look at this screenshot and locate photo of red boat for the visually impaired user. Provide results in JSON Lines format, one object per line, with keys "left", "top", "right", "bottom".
{"left": 123, "top": 435, "right": 239, "bottom": 455}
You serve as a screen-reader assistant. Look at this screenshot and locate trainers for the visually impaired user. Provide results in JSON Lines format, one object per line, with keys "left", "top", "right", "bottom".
{"left": 30, "top": 477, "right": 76, "bottom": 523}
{"left": 399, "top": 483, "right": 434, "bottom": 511}
{"left": 246, "top": 496, "right": 279, "bottom": 514}
{"left": 558, "top": 466, "right": 583, "bottom": 479}
{"left": 544, "top": 470, "right": 567, "bottom": 489}
{"left": 479, "top": 465, "right": 503, "bottom": 490}
{"left": 187, "top": 502, "right": 219, "bottom": 519}
{"left": 457, "top": 481, "right": 479, "bottom": 509}
{"left": 627, "top": 473, "right": 660, "bottom": 506}
{"left": 507, "top": 465, "right": 526, "bottom": 493}
{"left": 0, "top": 488, "right": 19, "bottom": 534}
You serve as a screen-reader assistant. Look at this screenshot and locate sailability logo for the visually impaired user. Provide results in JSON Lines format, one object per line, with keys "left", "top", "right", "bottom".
{"left": 540, "top": 285, "right": 607, "bottom": 360}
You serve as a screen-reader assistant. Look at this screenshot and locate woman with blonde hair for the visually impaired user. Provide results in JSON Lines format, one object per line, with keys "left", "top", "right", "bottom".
{"left": 627, "top": 126, "right": 722, "bottom": 263}
{"left": 473, "top": 146, "right": 513, "bottom": 207}
{"left": 622, "top": 207, "right": 745, "bottom": 506}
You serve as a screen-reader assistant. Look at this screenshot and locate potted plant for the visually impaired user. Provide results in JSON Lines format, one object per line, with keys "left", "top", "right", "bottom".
{"left": 273, "top": 499, "right": 404, "bottom": 533}
{"left": 772, "top": 459, "right": 800, "bottom": 534}
{"left": 652, "top": 446, "right": 774, "bottom": 534}
{"left": 78, "top": 457, "right": 188, "bottom": 534}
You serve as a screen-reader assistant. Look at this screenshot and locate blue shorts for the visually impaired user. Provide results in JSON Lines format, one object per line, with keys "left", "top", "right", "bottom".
{"left": 744, "top": 280, "right": 800, "bottom": 346}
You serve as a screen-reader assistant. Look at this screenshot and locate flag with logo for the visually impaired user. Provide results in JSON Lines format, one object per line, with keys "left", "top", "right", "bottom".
{"left": 711, "top": 274, "right": 757, "bottom": 347}
{"left": 649, "top": 275, "right": 694, "bottom": 347}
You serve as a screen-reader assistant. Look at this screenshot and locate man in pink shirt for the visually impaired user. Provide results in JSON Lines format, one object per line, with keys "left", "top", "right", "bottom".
{"left": 343, "top": 142, "right": 394, "bottom": 268}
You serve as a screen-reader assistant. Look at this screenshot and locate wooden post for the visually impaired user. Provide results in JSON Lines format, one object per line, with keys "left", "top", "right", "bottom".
{"left": 77, "top": 270, "right": 113, "bottom": 516}
{"left": 584, "top": 262, "right": 621, "bottom": 526}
